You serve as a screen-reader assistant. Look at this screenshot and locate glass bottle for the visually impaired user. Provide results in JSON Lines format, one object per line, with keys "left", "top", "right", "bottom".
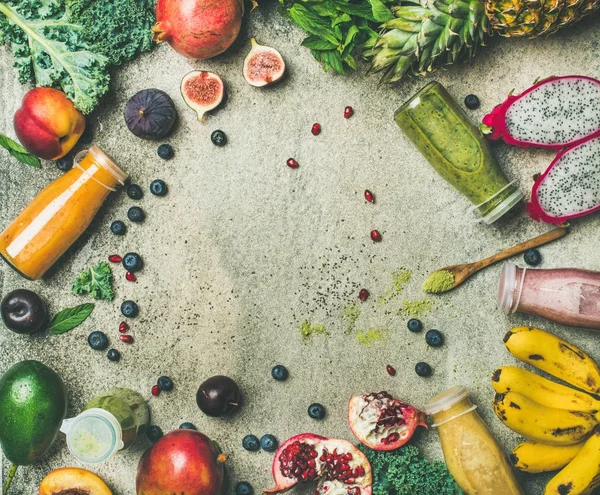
{"left": 395, "top": 82, "right": 522, "bottom": 224}
{"left": 0, "top": 146, "right": 127, "bottom": 279}
{"left": 498, "top": 262, "right": 600, "bottom": 329}
{"left": 424, "top": 386, "right": 524, "bottom": 495}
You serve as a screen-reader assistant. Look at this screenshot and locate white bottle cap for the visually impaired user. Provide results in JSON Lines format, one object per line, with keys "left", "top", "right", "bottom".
{"left": 61, "top": 408, "right": 124, "bottom": 464}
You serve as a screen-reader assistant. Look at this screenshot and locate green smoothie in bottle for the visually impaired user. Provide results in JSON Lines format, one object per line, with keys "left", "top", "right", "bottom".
{"left": 395, "top": 82, "right": 522, "bottom": 224}
{"left": 61, "top": 388, "right": 149, "bottom": 464}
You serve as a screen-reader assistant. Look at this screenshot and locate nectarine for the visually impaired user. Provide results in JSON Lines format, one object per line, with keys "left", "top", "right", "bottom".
{"left": 14, "top": 88, "right": 85, "bottom": 161}
{"left": 39, "top": 467, "right": 112, "bottom": 494}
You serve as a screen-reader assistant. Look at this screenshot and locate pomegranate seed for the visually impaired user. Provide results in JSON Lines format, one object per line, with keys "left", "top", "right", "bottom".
{"left": 126, "top": 271, "right": 137, "bottom": 282}
{"left": 287, "top": 158, "right": 299, "bottom": 169}
{"left": 311, "top": 123, "right": 321, "bottom": 136}
{"left": 386, "top": 365, "right": 397, "bottom": 376}
{"left": 358, "top": 288, "right": 369, "bottom": 302}
{"left": 120, "top": 335, "right": 134, "bottom": 344}
{"left": 371, "top": 230, "right": 382, "bottom": 242}
{"left": 108, "top": 255, "right": 122, "bottom": 263}
{"left": 364, "top": 189, "right": 375, "bottom": 203}
{"left": 344, "top": 106, "right": 354, "bottom": 119}
{"left": 119, "top": 321, "right": 129, "bottom": 333}
{"left": 151, "top": 385, "right": 160, "bottom": 396}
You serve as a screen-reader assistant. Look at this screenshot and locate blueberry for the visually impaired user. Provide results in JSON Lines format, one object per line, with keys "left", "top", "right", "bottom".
{"left": 128, "top": 206, "right": 145, "bottom": 223}
{"left": 211, "top": 130, "right": 227, "bottom": 146}
{"left": 415, "top": 362, "right": 432, "bottom": 377}
{"left": 464, "top": 94, "right": 480, "bottom": 110}
{"left": 179, "top": 422, "right": 197, "bottom": 430}
{"left": 107, "top": 349, "right": 120, "bottom": 362}
{"left": 55, "top": 157, "right": 73, "bottom": 172}
{"left": 524, "top": 248, "right": 542, "bottom": 267}
{"left": 110, "top": 220, "right": 126, "bottom": 236}
{"left": 122, "top": 252, "right": 143, "bottom": 272}
{"left": 235, "top": 482, "right": 254, "bottom": 495}
{"left": 158, "top": 375, "right": 174, "bottom": 392}
{"left": 88, "top": 331, "right": 109, "bottom": 351}
{"left": 407, "top": 318, "right": 423, "bottom": 333}
{"left": 146, "top": 425, "right": 163, "bottom": 443}
{"left": 78, "top": 124, "right": 93, "bottom": 145}
{"left": 127, "top": 184, "right": 144, "bottom": 200}
{"left": 260, "top": 434, "right": 278, "bottom": 452}
{"left": 150, "top": 179, "right": 167, "bottom": 197}
{"left": 271, "top": 365, "right": 289, "bottom": 381}
{"left": 308, "top": 403, "right": 326, "bottom": 420}
{"left": 121, "top": 300, "right": 139, "bottom": 318}
{"left": 157, "top": 144, "right": 174, "bottom": 160}
{"left": 242, "top": 434, "right": 260, "bottom": 452}
{"left": 425, "top": 329, "right": 444, "bottom": 347}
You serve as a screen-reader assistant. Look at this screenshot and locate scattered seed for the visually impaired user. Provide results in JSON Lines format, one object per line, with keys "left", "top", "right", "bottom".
{"left": 364, "top": 190, "right": 375, "bottom": 203}
{"left": 359, "top": 289, "right": 369, "bottom": 302}
{"left": 287, "top": 158, "right": 299, "bottom": 169}
{"left": 386, "top": 365, "right": 397, "bottom": 376}
{"left": 119, "top": 321, "right": 129, "bottom": 334}
{"left": 344, "top": 106, "right": 354, "bottom": 119}
{"left": 120, "top": 335, "right": 134, "bottom": 344}
{"left": 371, "top": 230, "right": 382, "bottom": 242}
{"left": 151, "top": 384, "right": 161, "bottom": 397}
{"left": 311, "top": 123, "right": 321, "bottom": 136}
{"left": 126, "top": 271, "right": 137, "bottom": 282}
{"left": 108, "top": 255, "right": 122, "bottom": 263}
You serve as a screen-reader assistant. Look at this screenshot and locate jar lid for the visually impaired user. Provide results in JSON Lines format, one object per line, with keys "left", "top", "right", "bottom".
{"left": 424, "top": 385, "right": 469, "bottom": 415}
{"left": 89, "top": 146, "right": 128, "bottom": 185}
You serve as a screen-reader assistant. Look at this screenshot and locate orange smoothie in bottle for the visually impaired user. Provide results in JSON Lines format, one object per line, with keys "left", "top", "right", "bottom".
{"left": 0, "top": 146, "right": 127, "bottom": 280}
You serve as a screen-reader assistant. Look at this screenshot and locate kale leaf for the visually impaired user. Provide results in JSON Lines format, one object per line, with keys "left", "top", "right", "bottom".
{"left": 73, "top": 261, "right": 114, "bottom": 301}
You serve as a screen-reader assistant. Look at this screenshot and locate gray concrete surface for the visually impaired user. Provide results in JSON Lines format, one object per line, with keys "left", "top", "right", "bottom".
{"left": 0, "top": 2, "right": 599, "bottom": 493}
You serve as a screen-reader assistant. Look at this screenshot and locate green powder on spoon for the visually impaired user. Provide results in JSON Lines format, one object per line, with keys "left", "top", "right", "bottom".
{"left": 422, "top": 270, "right": 455, "bottom": 293}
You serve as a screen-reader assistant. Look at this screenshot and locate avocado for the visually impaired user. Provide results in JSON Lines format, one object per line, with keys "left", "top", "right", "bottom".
{"left": 0, "top": 360, "right": 67, "bottom": 466}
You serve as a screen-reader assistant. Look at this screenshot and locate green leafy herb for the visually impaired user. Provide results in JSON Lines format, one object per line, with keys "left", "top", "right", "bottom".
{"left": 48, "top": 303, "right": 94, "bottom": 334}
{"left": 358, "top": 444, "right": 463, "bottom": 495}
{"left": 0, "top": 133, "right": 40, "bottom": 168}
{"left": 73, "top": 261, "right": 114, "bottom": 300}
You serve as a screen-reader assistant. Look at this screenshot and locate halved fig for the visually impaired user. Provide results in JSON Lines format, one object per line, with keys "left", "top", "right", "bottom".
{"left": 243, "top": 38, "right": 285, "bottom": 87}
{"left": 265, "top": 433, "right": 372, "bottom": 495}
{"left": 181, "top": 71, "right": 224, "bottom": 122}
{"left": 348, "top": 392, "right": 427, "bottom": 451}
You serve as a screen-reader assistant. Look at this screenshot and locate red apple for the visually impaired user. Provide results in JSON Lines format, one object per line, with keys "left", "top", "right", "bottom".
{"left": 14, "top": 88, "right": 85, "bottom": 160}
{"left": 136, "top": 430, "right": 227, "bottom": 495}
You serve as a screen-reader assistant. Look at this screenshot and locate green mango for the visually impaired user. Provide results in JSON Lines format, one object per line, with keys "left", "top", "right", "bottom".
{"left": 0, "top": 360, "right": 67, "bottom": 466}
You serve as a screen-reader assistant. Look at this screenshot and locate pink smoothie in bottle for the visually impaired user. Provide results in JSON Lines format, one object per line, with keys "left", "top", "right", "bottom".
{"left": 498, "top": 263, "right": 600, "bottom": 330}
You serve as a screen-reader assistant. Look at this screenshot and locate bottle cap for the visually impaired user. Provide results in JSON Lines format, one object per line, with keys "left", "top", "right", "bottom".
{"left": 424, "top": 385, "right": 469, "bottom": 416}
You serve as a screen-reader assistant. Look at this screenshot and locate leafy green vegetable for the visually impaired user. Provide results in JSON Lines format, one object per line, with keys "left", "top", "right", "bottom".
{"left": 0, "top": 0, "right": 110, "bottom": 114}
{"left": 358, "top": 444, "right": 463, "bottom": 495}
{"left": 279, "top": 0, "right": 393, "bottom": 74}
{"left": 73, "top": 261, "right": 114, "bottom": 300}
{"left": 0, "top": 133, "right": 40, "bottom": 168}
{"left": 48, "top": 303, "right": 94, "bottom": 334}
{"left": 66, "top": 0, "right": 156, "bottom": 66}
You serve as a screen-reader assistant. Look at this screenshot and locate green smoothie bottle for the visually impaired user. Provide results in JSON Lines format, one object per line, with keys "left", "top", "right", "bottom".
{"left": 395, "top": 82, "right": 522, "bottom": 224}
{"left": 61, "top": 388, "right": 149, "bottom": 464}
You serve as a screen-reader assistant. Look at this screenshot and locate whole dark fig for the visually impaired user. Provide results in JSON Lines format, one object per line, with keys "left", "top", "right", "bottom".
{"left": 1, "top": 289, "right": 48, "bottom": 334}
{"left": 196, "top": 376, "right": 240, "bottom": 417}
{"left": 124, "top": 89, "right": 177, "bottom": 140}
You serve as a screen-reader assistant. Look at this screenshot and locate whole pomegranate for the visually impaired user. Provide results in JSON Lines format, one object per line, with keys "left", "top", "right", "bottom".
{"left": 152, "top": 0, "right": 244, "bottom": 60}
{"left": 136, "top": 430, "right": 227, "bottom": 494}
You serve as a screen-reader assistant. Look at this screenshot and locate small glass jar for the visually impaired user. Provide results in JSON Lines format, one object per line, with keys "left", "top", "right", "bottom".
{"left": 498, "top": 263, "right": 600, "bottom": 330}
{"left": 0, "top": 146, "right": 127, "bottom": 279}
{"left": 61, "top": 388, "right": 149, "bottom": 464}
{"left": 395, "top": 82, "right": 522, "bottom": 224}
{"left": 424, "top": 386, "right": 524, "bottom": 495}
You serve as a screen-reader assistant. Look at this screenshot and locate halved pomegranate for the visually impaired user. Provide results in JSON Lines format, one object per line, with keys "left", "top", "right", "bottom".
{"left": 348, "top": 392, "right": 427, "bottom": 451}
{"left": 265, "top": 433, "right": 372, "bottom": 495}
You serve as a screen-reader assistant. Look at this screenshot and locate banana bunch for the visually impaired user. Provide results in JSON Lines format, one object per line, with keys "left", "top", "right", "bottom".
{"left": 492, "top": 326, "right": 600, "bottom": 495}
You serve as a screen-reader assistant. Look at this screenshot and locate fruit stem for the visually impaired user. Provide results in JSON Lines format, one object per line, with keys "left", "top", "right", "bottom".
{"left": 2, "top": 465, "right": 17, "bottom": 495}
{"left": 217, "top": 453, "right": 228, "bottom": 464}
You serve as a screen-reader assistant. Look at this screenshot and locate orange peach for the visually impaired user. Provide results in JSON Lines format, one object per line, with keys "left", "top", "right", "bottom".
{"left": 14, "top": 88, "right": 85, "bottom": 160}
{"left": 39, "top": 467, "right": 112, "bottom": 494}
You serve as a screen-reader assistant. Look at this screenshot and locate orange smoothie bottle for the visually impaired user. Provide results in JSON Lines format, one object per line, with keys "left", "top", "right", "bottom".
{"left": 0, "top": 146, "right": 127, "bottom": 280}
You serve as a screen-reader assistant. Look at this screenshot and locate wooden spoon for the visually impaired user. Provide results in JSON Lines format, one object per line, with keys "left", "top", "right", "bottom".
{"left": 424, "top": 227, "right": 569, "bottom": 293}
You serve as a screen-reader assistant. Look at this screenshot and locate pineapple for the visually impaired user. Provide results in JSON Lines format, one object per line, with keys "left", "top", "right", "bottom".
{"left": 366, "top": 0, "right": 599, "bottom": 82}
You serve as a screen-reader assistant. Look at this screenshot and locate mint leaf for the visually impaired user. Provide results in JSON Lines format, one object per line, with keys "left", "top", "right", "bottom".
{"left": 48, "top": 303, "right": 94, "bottom": 335}
{"left": 302, "top": 36, "right": 337, "bottom": 50}
{"left": 0, "top": 133, "right": 41, "bottom": 168}
{"left": 73, "top": 261, "right": 114, "bottom": 300}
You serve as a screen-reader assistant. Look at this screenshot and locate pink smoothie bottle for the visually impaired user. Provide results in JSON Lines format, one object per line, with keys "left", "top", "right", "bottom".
{"left": 498, "top": 263, "right": 600, "bottom": 330}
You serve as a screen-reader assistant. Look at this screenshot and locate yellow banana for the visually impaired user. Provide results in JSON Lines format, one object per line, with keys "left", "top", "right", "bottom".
{"left": 492, "top": 366, "right": 600, "bottom": 414}
{"left": 492, "top": 391, "right": 597, "bottom": 445}
{"left": 504, "top": 327, "right": 600, "bottom": 395}
{"left": 545, "top": 428, "right": 600, "bottom": 495}
{"left": 511, "top": 440, "right": 585, "bottom": 473}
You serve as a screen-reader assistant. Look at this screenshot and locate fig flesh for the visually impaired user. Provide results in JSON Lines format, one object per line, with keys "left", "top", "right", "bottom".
{"left": 243, "top": 39, "right": 285, "bottom": 87}
{"left": 181, "top": 71, "right": 224, "bottom": 122}
{"left": 124, "top": 89, "right": 177, "bottom": 140}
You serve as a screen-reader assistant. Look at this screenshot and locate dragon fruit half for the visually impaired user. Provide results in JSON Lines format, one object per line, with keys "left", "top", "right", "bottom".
{"left": 482, "top": 76, "right": 600, "bottom": 149}
{"left": 527, "top": 135, "right": 600, "bottom": 224}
